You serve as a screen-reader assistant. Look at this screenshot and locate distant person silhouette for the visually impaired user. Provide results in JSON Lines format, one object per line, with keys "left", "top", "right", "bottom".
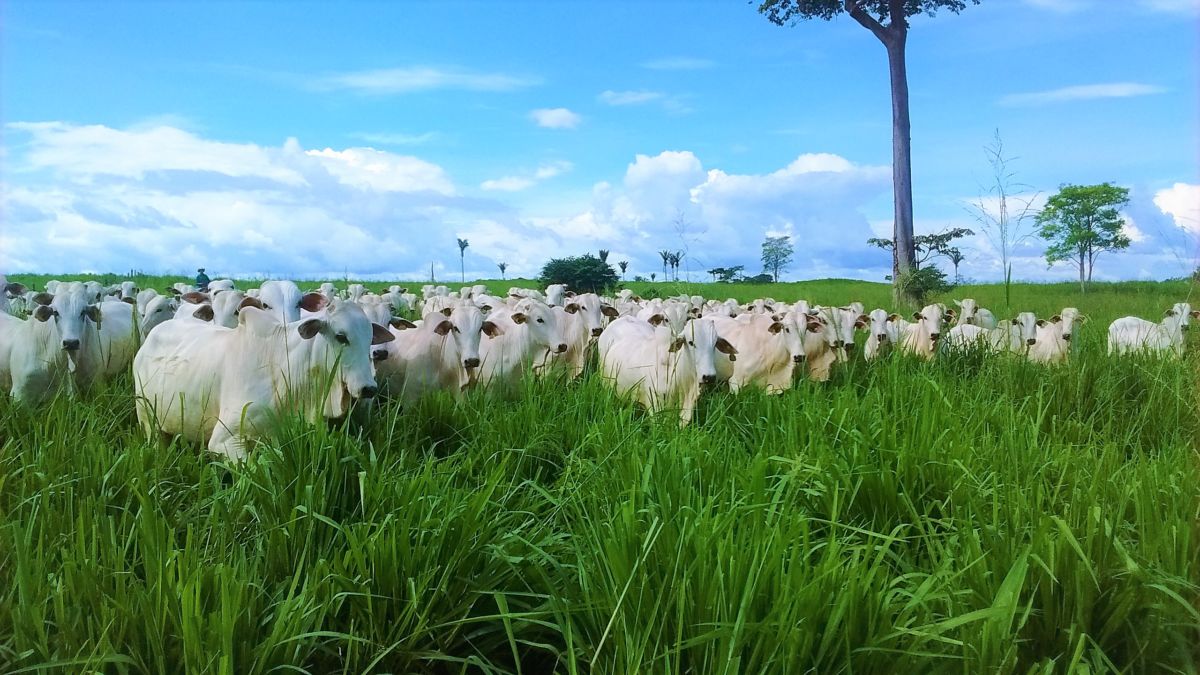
{"left": 195, "top": 268, "right": 211, "bottom": 292}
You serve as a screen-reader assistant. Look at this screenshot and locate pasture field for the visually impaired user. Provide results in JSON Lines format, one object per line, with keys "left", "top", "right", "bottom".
{"left": 1, "top": 277, "right": 1198, "bottom": 673}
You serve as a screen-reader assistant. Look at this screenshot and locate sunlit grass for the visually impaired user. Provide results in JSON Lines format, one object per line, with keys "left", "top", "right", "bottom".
{"left": 1, "top": 279, "right": 1197, "bottom": 673}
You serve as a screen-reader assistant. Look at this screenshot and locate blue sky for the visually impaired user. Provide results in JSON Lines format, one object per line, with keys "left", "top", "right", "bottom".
{"left": 2, "top": 0, "right": 1197, "bottom": 282}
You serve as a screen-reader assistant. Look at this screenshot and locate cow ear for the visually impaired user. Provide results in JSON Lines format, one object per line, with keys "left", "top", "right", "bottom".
{"left": 565, "top": 291, "right": 576, "bottom": 297}
{"left": 806, "top": 318, "right": 823, "bottom": 333}
{"left": 668, "top": 337, "right": 685, "bottom": 352}
{"left": 945, "top": 309, "right": 957, "bottom": 319}
{"left": 716, "top": 337, "right": 738, "bottom": 356}
{"left": 441, "top": 307, "right": 453, "bottom": 317}
{"left": 768, "top": 321, "right": 784, "bottom": 334}
{"left": 297, "top": 318, "right": 324, "bottom": 339}
{"left": 182, "top": 291, "right": 208, "bottom": 305}
{"left": 854, "top": 314, "right": 869, "bottom": 328}
{"left": 399, "top": 288, "right": 408, "bottom": 294}
{"left": 32, "top": 292, "right": 53, "bottom": 306}
{"left": 565, "top": 303, "right": 580, "bottom": 314}
{"left": 433, "top": 319, "right": 454, "bottom": 336}
{"left": 121, "top": 296, "right": 136, "bottom": 306}
{"left": 5, "top": 282, "right": 27, "bottom": 297}
{"left": 33, "top": 305, "right": 56, "bottom": 322}
{"left": 1050, "top": 315, "right": 1062, "bottom": 323}
{"left": 389, "top": 317, "right": 417, "bottom": 330}
{"left": 298, "top": 292, "right": 328, "bottom": 313}
{"left": 1164, "top": 308, "right": 1176, "bottom": 317}
{"left": 238, "top": 297, "right": 265, "bottom": 312}
{"left": 648, "top": 313, "right": 666, "bottom": 327}
{"left": 912, "top": 312, "right": 924, "bottom": 321}
{"left": 482, "top": 320, "right": 504, "bottom": 338}
{"left": 194, "top": 305, "right": 215, "bottom": 322}
{"left": 83, "top": 305, "right": 102, "bottom": 324}
{"left": 511, "top": 312, "right": 528, "bottom": 324}
{"left": 167, "top": 287, "right": 181, "bottom": 296}
{"left": 601, "top": 305, "right": 619, "bottom": 318}
{"left": 1036, "top": 319, "right": 1047, "bottom": 327}
{"left": 370, "top": 323, "right": 395, "bottom": 345}
{"left": 887, "top": 313, "right": 901, "bottom": 322}
{"left": 1191, "top": 310, "right": 1200, "bottom": 319}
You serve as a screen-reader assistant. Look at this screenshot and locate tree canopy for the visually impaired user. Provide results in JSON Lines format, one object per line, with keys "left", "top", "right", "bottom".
{"left": 761, "top": 236, "right": 794, "bottom": 283}
{"left": 539, "top": 254, "right": 618, "bottom": 294}
{"left": 1035, "top": 183, "right": 1131, "bottom": 291}
{"left": 760, "top": 0, "right": 977, "bottom": 27}
{"left": 867, "top": 227, "right": 974, "bottom": 270}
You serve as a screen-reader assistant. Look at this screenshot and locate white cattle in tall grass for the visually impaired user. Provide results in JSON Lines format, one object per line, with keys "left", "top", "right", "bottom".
{"left": 477, "top": 299, "right": 566, "bottom": 387}
{"left": 900, "top": 303, "right": 952, "bottom": 360}
{"left": 376, "top": 305, "right": 497, "bottom": 402}
{"left": 0, "top": 305, "right": 70, "bottom": 403}
{"left": 953, "top": 298, "right": 997, "bottom": 329}
{"left": 2, "top": 277, "right": 26, "bottom": 315}
{"left": 1107, "top": 304, "right": 1198, "bottom": 357}
{"left": 134, "top": 299, "right": 392, "bottom": 459}
{"left": 863, "top": 309, "right": 909, "bottom": 361}
{"left": 139, "top": 295, "right": 179, "bottom": 336}
{"left": 598, "top": 316, "right": 736, "bottom": 425}
{"left": 946, "top": 312, "right": 1037, "bottom": 354}
{"left": 710, "top": 312, "right": 816, "bottom": 393}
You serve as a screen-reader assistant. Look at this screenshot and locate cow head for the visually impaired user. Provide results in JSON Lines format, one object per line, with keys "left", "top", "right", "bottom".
{"left": 293, "top": 300, "right": 392, "bottom": 417}
{"left": 513, "top": 299, "right": 567, "bottom": 354}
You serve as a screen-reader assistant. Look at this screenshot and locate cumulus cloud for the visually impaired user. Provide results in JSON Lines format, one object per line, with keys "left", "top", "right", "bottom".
{"left": 311, "top": 66, "right": 539, "bottom": 94}
{"left": 530, "top": 108, "right": 582, "bottom": 129}
{"left": 481, "top": 161, "right": 573, "bottom": 192}
{"left": 999, "top": 82, "right": 1167, "bottom": 106}
{"left": 1153, "top": 183, "right": 1200, "bottom": 233}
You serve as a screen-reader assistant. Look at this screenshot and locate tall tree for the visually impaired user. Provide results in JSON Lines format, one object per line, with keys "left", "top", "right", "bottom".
{"left": 659, "top": 250, "right": 671, "bottom": 279}
{"left": 456, "top": 238, "right": 469, "bottom": 283}
{"left": 497, "top": 261, "right": 507, "bottom": 280}
{"left": 945, "top": 247, "right": 966, "bottom": 284}
{"left": 757, "top": 0, "right": 979, "bottom": 302}
{"left": 617, "top": 260, "right": 629, "bottom": 279}
{"left": 761, "top": 235, "right": 794, "bottom": 283}
{"left": 598, "top": 249, "right": 610, "bottom": 263}
{"left": 1035, "top": 183, "right": 1131, "bottom": 293}
{"left": 868, "top": 227, "right": 974, "bottom": 270}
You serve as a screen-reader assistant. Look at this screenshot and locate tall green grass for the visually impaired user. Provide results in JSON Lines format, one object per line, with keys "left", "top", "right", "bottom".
{"left": 1, "top": 279, "right": 1198, "bottom": 673}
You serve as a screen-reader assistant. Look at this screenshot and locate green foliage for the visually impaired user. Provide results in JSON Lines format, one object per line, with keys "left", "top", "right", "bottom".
{"left": 894, "top": 264, "right": 952, "bottom": 299}
{"left": 1, "top": 279, "right": 1196, "bottom": 673}
{"left": 539, "top": 254, "right": 618, "bottom": 293}
{"left": 869, "top": 226, "right": 975, "bottom": 271}
{"left": 759, "top": 0, "right": 978, "bottom": 25}
{"left": 761, "top": 235, "right": 794, "bottom": 282}
{"left": 743, "top": 272, "right": 775, "bottom": 284}
{"left": 1036, "top": 183, "right": 1132, "bottom": 290}
{"left": 707, "top": 265, "right": 745, "bottom": 282}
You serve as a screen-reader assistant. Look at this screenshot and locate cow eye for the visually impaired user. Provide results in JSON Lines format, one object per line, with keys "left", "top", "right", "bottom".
{"left": 688, "top": 340, "right": 695, "bottom": 347}
{"left": 335, "top": 332, "right": 349, "bottom": 345}
{"left": 536, "top": 317, "right": 545, "bottom": 323}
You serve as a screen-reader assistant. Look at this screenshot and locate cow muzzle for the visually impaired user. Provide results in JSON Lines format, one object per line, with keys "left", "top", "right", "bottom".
{"left": 792, "top": 354, "right": 805, "bottom": 364}
{"left": 372, "top": 348, "right": 388, "bottom": 361}
{"left": 1026, "top": 338, "right": 1037, "bottom": 346}
{"left": 1063, "top": 333, "right": 1072, "bottom": 341}
{"left": 843, "top": 343, "right": 855, "bottom": 354}
{"left": 555, "top": 343, "right": 568, "bottom": 353}
{"left": 876, "top": 334, "right": 887, "bottom": 344}
{"left": 834, "top": 339, "right": 845, "bottom": 348}
{"left": 930, "top": 333, "right": 941, "bottom": 341}
{"left": 62, "top": 339, "right": 81, "bottom": 351}
{"left": 591, "top": 327, "right": 603, "bottom": 337}
{"left": 700, "top": 374, "right": 716, "bottom": 385}
{"left": 463, "top": 357, "right": 480, "bottom": 369}
{"left": 357, "top": 385, "right": 378, "bottom": 400}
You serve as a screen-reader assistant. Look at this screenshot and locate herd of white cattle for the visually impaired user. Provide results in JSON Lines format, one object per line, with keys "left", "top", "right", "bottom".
{"left": 0, "top": 275, "right": 1196, "bottom": 458}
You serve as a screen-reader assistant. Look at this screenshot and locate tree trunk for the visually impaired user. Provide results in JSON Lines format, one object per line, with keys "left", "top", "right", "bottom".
{"left": 1078, "top": 255, "right": 1086, "bottom": 294}
{"left": 885, "top": 34, "right": 917, "bottom": 305}
{"left": 460, "top": 254, "right": 465, "bottom": 283}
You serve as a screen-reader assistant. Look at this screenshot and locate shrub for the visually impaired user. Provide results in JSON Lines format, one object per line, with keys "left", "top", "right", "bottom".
{"left": 540, "top": 254, "right": 618, "bottom": 294}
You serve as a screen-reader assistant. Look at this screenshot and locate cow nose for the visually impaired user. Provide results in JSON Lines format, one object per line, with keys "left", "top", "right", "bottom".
{"left": 556, "top": 343, "right": 568, "bottom": 353}
{"left": 1026, "top": 338, "right": 1037, "bottom": 346}
{"left": 591, "top": 327, "right": 603, "bottom": 337}
{"left": 877, "top": 334, "right": 887, "bottom": 343}
{"left": 372, "top": 348, "right": 388, "bottom": 361}
{"left": 930, "top": 333, "right": 941, "bottom": 341}
{"left": 358, "top": 385, "right": 378, "bottom": 400}
{"left": 834, "top": 339, "right": 845, "bottom": 348}
{"left": 792, "top": 354, "right": 805, "bottom": 364}
{"left": 843, "top": 343, "right": 855, "bottom": 354}
{"left": 700, "top": 374, "right": 716, "bottom": 385}
{"left": 62, "top": 339, "right": 80, "bottom": 351}
{"left": 463, "top": 357, "right": 480, "bottom": 368}
{"left": 1063, "top": 333, "right": 1072, "bottom": 341}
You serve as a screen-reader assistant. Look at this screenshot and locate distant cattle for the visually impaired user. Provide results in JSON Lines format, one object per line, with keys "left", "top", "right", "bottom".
{"left": 1107, "top": 303, "right": 1197, "bottom": 357}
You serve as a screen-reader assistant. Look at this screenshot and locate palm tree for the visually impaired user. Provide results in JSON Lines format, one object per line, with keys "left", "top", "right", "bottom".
{"left": 497, "top": 262, "right": 507, "bottom": 280}
{"left": 650, "top": 272, "right": 657, "bottom": 282}
{"left": 946, "top": 248, "right": 965, "bottom": 284}
{"left": 456, "top": 238, "right": 469, "bottom": 283}
{"left": 659, "top": 250, "right": 671, "bottom": 279}
{"left": 598, "top": 249, "right": 610, "bottom": 263}
{"left": 618, "top": 260, "right": 628, "bottom": 280}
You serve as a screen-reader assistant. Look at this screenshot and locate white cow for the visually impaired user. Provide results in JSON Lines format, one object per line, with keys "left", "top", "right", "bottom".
{"left": 134, "top": 299, "right": 392, "bottom": 459}
{"left": 545, "top": 284, "right": 568, "bottom": 307}
{"left": 953, "top": 298, "right": 998, "bottom": 329}
{"left": 1027, "top": 316, "right": 1070, "bottom": 364}
{"left": 1107, "top": 304, "right": 1199, "bottom": 357}
{"left": 257, "top": 280, "right": 327, "bottom": 323}
{"left": 0, "top": 305, "right": 70, "bottom": 403}
{"left": 817, "top": 305, "right": 868, "bottom": 361}
{"left": 863, "top": 309, "right": 908, "bottom": 361}
{"left": 376, "top": 305, "right": 496, "bottom": 402}
{"left": 477, "top": 299, "right": 566, "bottom": 387}
{"left": 2, "top": 276, "right": 26, "bottom": 315}
{"left": 140, "top": 295, "right": 179, "bottom": 336}
{"left": 207, "top": 279, "right": 236, "bottom": 294}
{"left": 900, "top": 303, "right": 952, "bottom": 360}
{"left": 135, "top": 288, "right": 161, "bottom": 316}
{"left": 710, "top": 312, "right": 816, "bottom": 393}
{"left": 945, "top": 312, "right": 1037, "bottom": 354}
{"left": 598, "top": 316, "right": 735, "bottom": 425}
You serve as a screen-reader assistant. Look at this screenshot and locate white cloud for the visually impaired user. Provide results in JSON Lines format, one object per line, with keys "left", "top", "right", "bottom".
{"left": 312, "top": 66, "right": 539, "bottom": 94}
{"left": 530, "top": 108, "right": 581, "bottom": 129}
{"left": 481, "top": 161, "right": 573, "bottom": 192}
{"left": 305, "top": 147, "right": 454, "bottom": 194}
{"left": 349, "top": 131, "right": 438, "bottom": 146}
{"left": 599, "top": 90, "right": 664, "bottom": 105}
{"left": 1153, "top": 183, "right": 1200, "bottom": 233}
{"left": 641, "top": 57, "right": 715, "bottom": 71}
{"left": 999, "top": 82, "right": 1167, "bottom": 106}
